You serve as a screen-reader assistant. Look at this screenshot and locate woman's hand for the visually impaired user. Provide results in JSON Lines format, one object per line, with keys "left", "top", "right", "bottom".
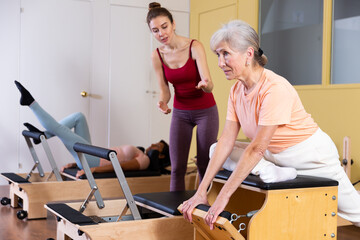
{"left": 195, "top": 79, "right": 212, "bottom": 92}
{"left": 204, "top": 194, "right": 230, "bottom": 230}
{"left": 76, "top": 168, "right": 95, "bottom": 179}
{"left": 157, "top": 101, "right": 171, "bottom": 114}
{"left": 60, "top": 162, "right": 77, "bottom": 172}
{"left": 181, "top": 190, "right": 209, "bottom": 223}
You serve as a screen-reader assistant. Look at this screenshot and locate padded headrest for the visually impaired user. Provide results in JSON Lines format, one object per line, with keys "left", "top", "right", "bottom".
{"left": 137, "top": 146, "right": 145, "bottom": 152}
{"left": 147, "top": 149, "right": 160, "bottom": 171}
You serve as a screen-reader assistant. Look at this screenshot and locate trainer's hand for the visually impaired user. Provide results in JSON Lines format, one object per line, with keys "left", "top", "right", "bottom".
{"left": 157, "top": 101, "right": 171, "bottom": 114}
{"left": 196, "top": 79, "right": 211, "bottom": 92}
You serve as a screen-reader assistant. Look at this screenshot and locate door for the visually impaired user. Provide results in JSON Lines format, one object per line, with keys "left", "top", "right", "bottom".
{"left": 109, "top": 3, "right": 189, "bottom": 148}
{"left": 109, "top": 5, "right": 151, "bottom": 147}
{"left": 18, "top": 0, "right": 92, "bottom": 172}
{"left": 0, "top": 0, "right": 21, "bottom": 185}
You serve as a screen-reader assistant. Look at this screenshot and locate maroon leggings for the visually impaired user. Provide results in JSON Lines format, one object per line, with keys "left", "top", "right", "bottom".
{"left": 169, "top": 105, "right": 219, "bottom": 191}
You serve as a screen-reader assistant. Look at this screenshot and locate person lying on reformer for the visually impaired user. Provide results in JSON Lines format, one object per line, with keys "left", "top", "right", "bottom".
{"left": 14, "top": 81, "right": 170, "bottom": 179}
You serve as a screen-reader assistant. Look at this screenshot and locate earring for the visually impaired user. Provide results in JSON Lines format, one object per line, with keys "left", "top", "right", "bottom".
{"left": 246, "top": 61, "right": 249, "bottom": 66}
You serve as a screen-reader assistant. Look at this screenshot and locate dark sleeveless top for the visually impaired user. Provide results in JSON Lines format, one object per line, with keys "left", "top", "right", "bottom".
{"left": 156, "top": 40, "right": 216, "bottom": 110}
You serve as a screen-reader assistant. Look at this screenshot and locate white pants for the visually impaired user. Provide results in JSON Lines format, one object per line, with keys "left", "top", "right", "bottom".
{"left": 210, "top": 128, "right": 360, "bottom": 225}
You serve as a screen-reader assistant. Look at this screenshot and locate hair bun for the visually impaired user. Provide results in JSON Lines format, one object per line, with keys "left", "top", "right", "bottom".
{"left": 149, "top": 2, "right": 161, "bottom": 10}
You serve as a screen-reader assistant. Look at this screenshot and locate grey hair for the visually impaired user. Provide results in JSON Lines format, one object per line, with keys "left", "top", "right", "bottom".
{"left": 210, "top": 20, "right": 267, "bottom": 67}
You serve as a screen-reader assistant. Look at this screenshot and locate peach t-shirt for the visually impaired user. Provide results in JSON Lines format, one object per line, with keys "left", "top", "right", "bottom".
{"left": 226, "top": 69, "right": 318, "bottom": 153}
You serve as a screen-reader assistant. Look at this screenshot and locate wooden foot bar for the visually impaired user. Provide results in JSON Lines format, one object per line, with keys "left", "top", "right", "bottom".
{"left": 178, "top": 204, "right": 244, "bottom": 240}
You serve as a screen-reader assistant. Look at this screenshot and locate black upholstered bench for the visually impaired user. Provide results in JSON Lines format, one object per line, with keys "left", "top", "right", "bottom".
{"left": 1, "top": 173, "right": 30, "bottom": 183}
{"left": 63, "top": 167, "right": 161, "bottom": 179}
{"left": 62, "top": 149, "right": 164, "bottom": 180}
{"left": 134, "top": 190, "right": 197, "bottom": 217}
{"left": 134, "top": 169, "right": 338, "bottom": 218}
{"left": 133, "top": 169, "right": 339, "bottom": 240}
{"left": 215, "top": 169, "right": 338, "bottom": 190}
{"left": 47, "top": 203, "right": 98, "bottom": 226}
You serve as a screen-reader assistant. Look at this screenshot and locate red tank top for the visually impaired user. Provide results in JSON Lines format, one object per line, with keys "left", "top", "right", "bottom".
{"left": 156, "top": 40, "right": 216, "bottom": 110}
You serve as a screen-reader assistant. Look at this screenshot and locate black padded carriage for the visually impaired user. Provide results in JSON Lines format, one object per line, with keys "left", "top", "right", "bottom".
{"left": 134, "top": 190, "right": 196, "bottom": 216}
{"left": 62, "top": 149, "right": 166, "bottom": 179}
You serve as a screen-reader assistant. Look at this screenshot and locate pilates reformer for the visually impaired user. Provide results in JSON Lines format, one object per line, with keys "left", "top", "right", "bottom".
{"left": 135, "top": 170, "right": 339, "bottom": 240}
{"left": 45, "top": 143, "right": 194, "bottom": 240}
{"left": 46, "top": 142, "right": 339, "bottom": 240}
{"left": 1, "top": 130, "right": 63, "bottom": 219}
{"left": 179, "top": 170, "right": 339, "bottom": 240}
{"left": 1, "top": 129, "right": 194, "bottom": 220}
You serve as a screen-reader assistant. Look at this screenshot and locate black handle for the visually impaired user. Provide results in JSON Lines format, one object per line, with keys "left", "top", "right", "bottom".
{"left": 195, "top": 204, "right": 232, "bottom": 220}
{"left": 73, "top": 142, "right": 116, "bottom": 160}
{"left": 22, "top": 130, "right": 42, "bottom": 141}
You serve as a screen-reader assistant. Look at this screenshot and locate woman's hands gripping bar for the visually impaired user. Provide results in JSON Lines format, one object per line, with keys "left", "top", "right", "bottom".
{"left": 73, "top": 142, "right": 117, "bottom": 161}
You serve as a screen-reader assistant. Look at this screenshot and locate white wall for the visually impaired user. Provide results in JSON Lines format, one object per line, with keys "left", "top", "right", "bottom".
{"left": 0, "top": 0, "right": 189, "bottom": 185}
{"left": 0, "top": 0, "right": 21, "bottom": 184}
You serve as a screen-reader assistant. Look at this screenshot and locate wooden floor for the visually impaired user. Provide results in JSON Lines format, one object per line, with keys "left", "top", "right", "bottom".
{"left": 0, "top": 186, "right": 56, "bottom": 240}
{"left": 1, "top": 185, "right": 360, "bottom": 240}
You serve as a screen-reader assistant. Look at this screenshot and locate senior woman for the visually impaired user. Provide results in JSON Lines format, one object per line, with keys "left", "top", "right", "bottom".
{"left": 181, "top": 20, "right": 360, "bottom": 229}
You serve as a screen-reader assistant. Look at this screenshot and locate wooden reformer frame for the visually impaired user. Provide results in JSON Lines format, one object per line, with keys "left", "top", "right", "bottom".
{"left": 1, "top": 130, "right": 193, "bottom": 219}
{"left": 45, "top": 142, "right": 194, "bottom": 240}
{"left": 186, "top": 172, "right": 339, "bottom": 240}
{"left": 46, "top": 141, "right": 339, "bottom": 240}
